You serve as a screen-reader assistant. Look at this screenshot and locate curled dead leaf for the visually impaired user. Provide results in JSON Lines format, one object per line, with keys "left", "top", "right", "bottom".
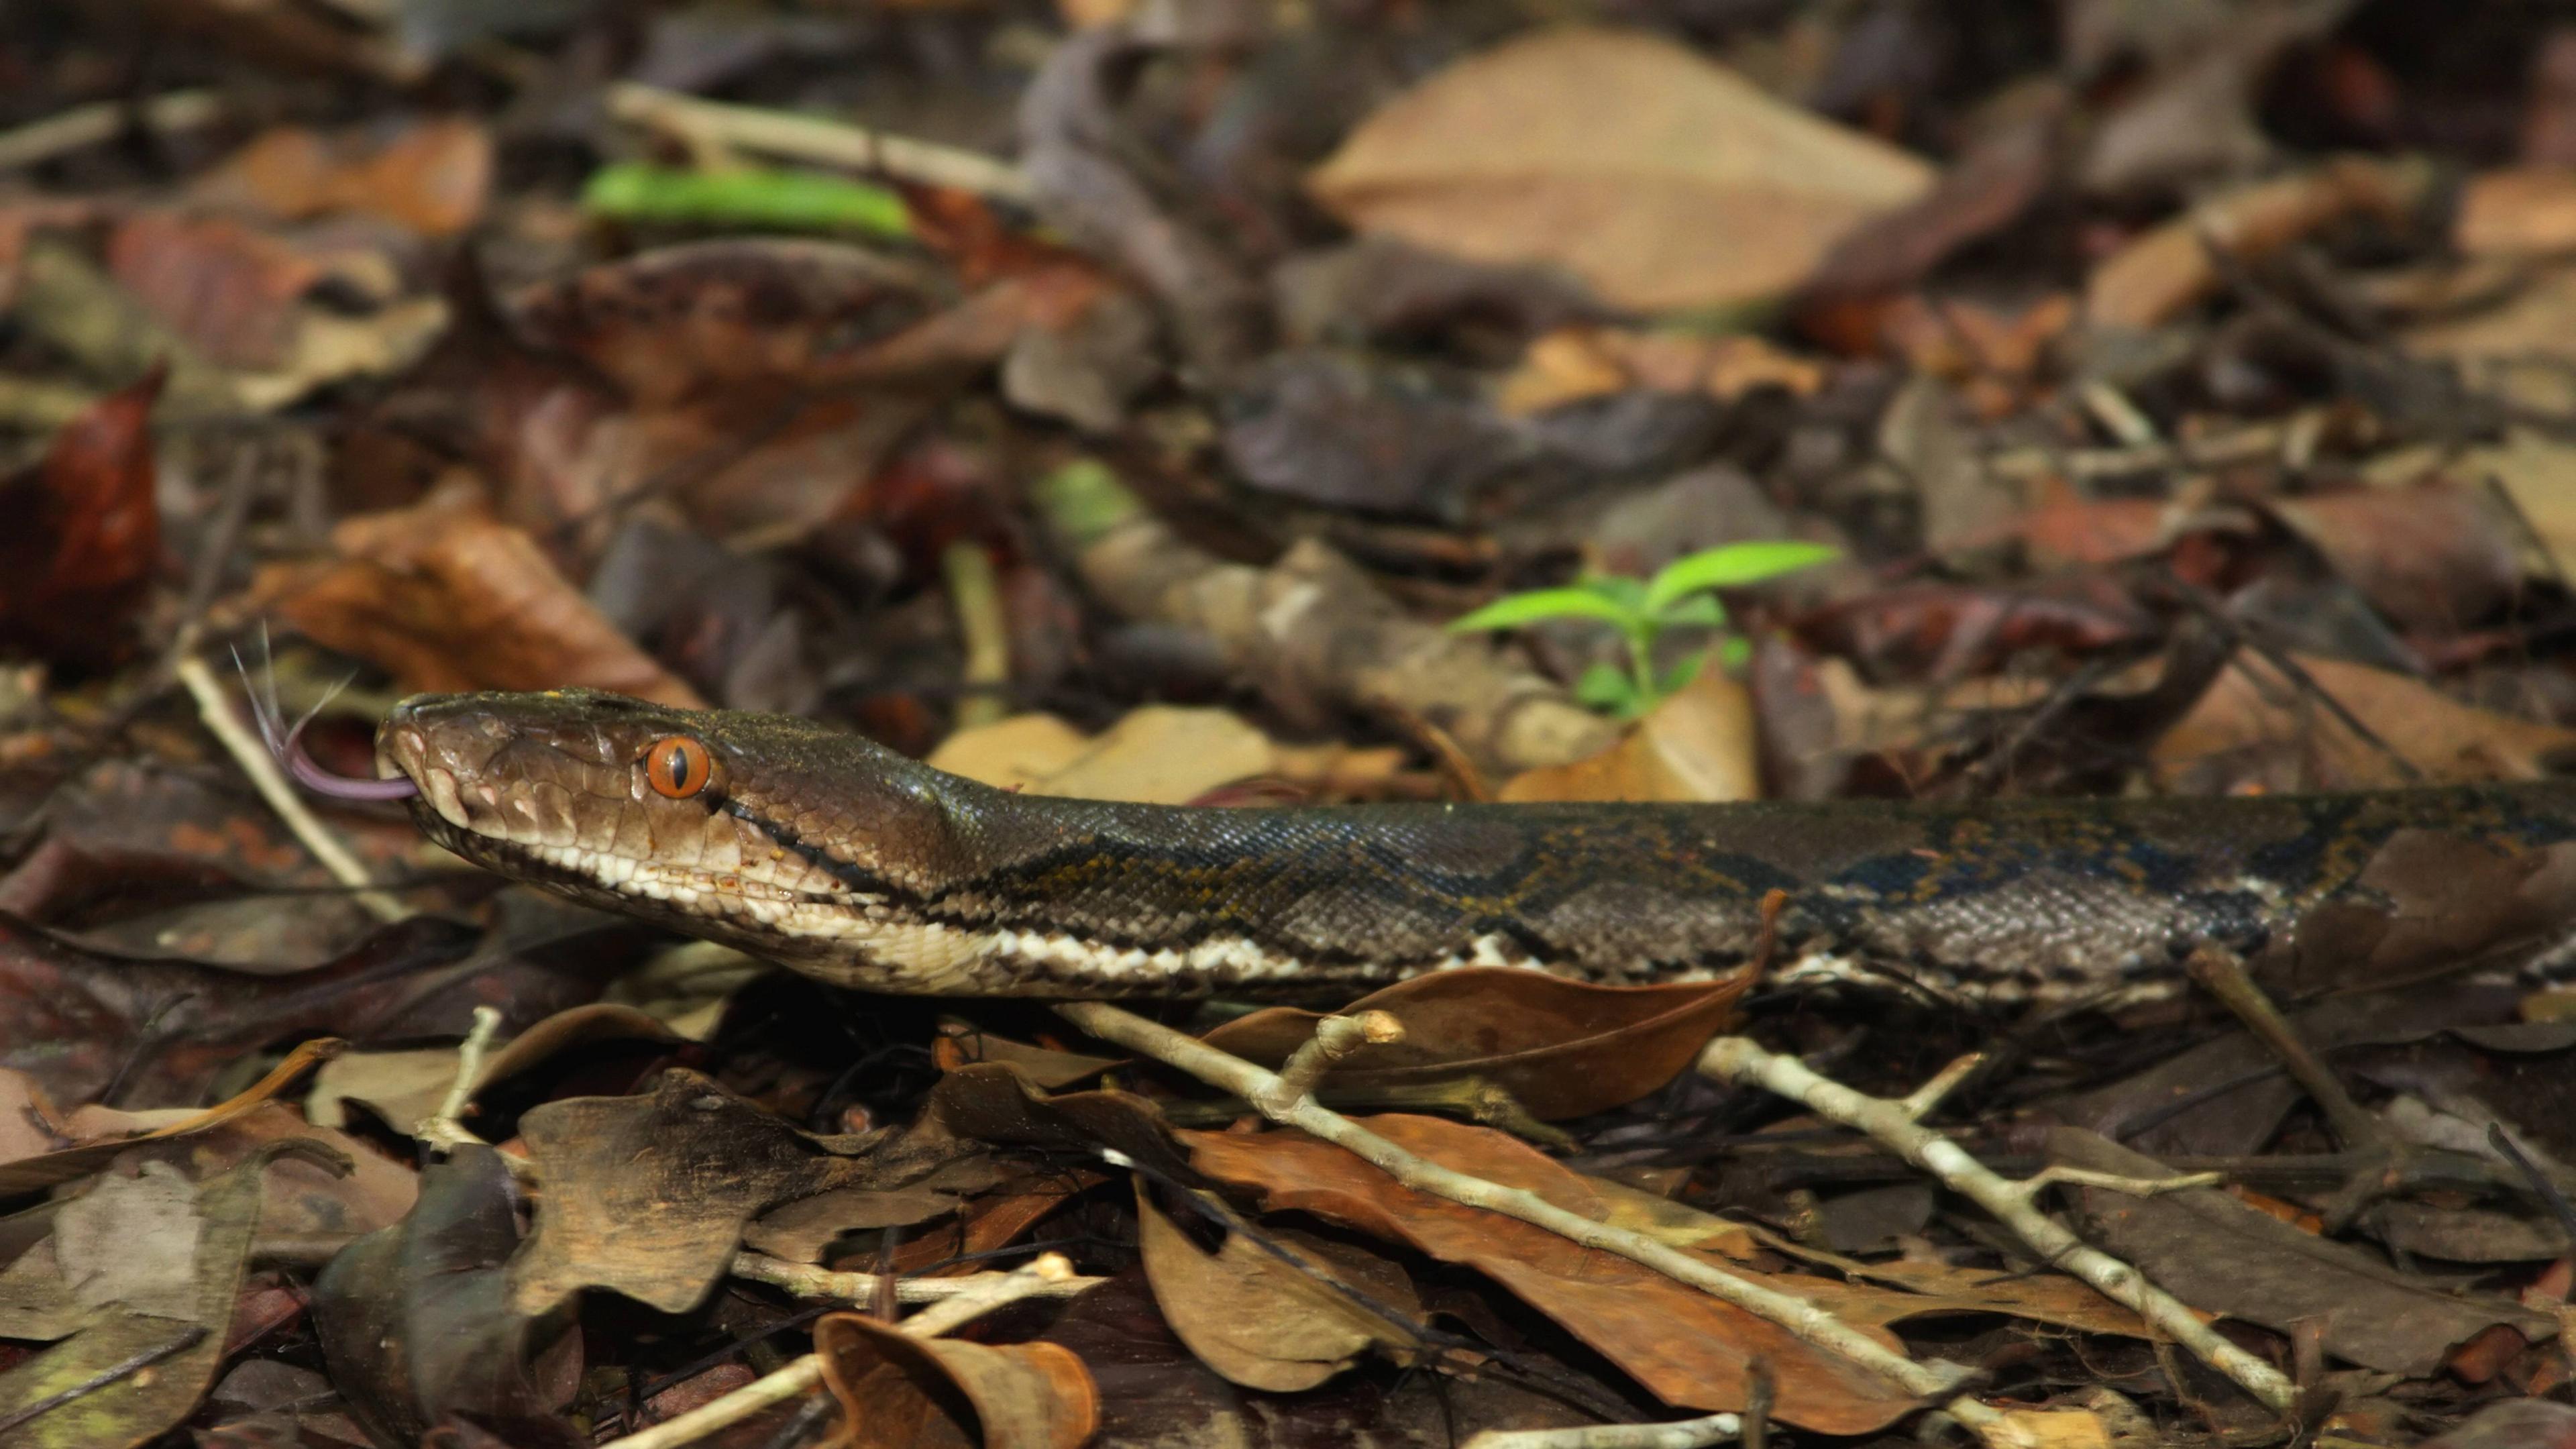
{"left": 814, "top": 1311, "right": 1097, "bottom": 1449}
{"left": 1499, "top": 674, "right": 1762, "bottom": 804}
{"left": 1134, "top": 1181, "right": 1419, "bottom": 1391}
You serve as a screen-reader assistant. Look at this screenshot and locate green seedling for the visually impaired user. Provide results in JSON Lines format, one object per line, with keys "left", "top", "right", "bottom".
{"left": 582, "top": 162, "right": 912, "bottom": 237}
{"left": 1447, "top": 541, "right": 1839, "bottom": 719}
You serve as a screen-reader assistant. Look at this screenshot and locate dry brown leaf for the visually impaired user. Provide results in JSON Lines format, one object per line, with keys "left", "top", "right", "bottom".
{"left": 1309, "top": 28, "right": 1932, "bottom": 313}
{"left": 1185, "top": 1114, "right": 1921, "bottom": 1432}
{"left": 929, "top": 708, "right": 1273, "bottom": 802}
{"left": 1135, "top": 1183, "right": 1417, "bottom": 1391}
{"left": 64, "top": 1099, "right": 420, "bottom": 1253}
{"left": 934, "top": 1023, "right": 1122, "bottom": 1089}
{"left": 1201, "top": 967, "right": 1750, "bottom": 1122}
{"left": 0, "top": 1039, "right": 343, "bottom": 1199}
{"left": 106, "top": 213, "right": 321, "bottom": 370}
{"left": 1495, "top": 327, "right": 1825, "bottom": 416}
{"left": 255, "top": 488, "right": 705, "bottom": 706}
{"left": 2263, "top": 482, "right": 2523, "bottom": 631}
{"left": 2465, "top": 429, "right": 2576, "bottom": 579}
{"left": 2457, "top": 167, "right": 2576, "bottom": 256}
{"left": 2086, "top": 157, "right": 2429, "bottom": 329}
{"left": 2411, "top": 274, "right": 2576, "bottom": 415}
{"left": 814, "top": 1311, "right": 1097, "bottom": 1449}
{"left": 1500, "top": 673, "right": 1761, "bottom": 804}
{"left": 505, "top": 1069, "right": 981, "bottom": 1316}
{"left": 205, "top": 119, "right": 494, "bottom": 237}
{"left": 2155, "top": 653, "right": 2576, "bottom": 790}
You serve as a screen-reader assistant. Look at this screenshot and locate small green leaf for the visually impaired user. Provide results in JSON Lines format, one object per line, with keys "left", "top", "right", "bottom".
{"left": 582, "top": 162, "right": 912, "bottom": 237}
{"left": 1574, "top": 662, "right": 1642, "bottom": 714}
{"left": 1448, "top": 587, "right": 1641, "bottom": 633}
{"left": 1587, "top": 574, "right": 1650, "bottom": 612}
{"left": 1654, "top": 594, "right": 1725, "bottom": 629}
{"left": 1657, "top": 650, "right": 1709, "bottom": 697}
{"left": 1717, "top": 636, "right": 1753, "bottom": 671}
{"left": 1642, "top": 541, "right": 1840, "bottom": 614}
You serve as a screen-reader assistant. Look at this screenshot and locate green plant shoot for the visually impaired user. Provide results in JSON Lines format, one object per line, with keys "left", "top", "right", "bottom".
{"left": 582, "top": 162, "right": 912, "bottom": 237}
{"left": 1447, "top": 540, "right": 1838, "bottom": 720}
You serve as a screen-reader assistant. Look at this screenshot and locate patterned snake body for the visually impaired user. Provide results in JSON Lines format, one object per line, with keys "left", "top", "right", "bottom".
{"left": 375, "top": 690, "right": 2576, "bottom": 1006}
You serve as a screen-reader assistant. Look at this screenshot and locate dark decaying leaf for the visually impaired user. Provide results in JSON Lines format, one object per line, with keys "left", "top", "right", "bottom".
{"left": 505, "top": 1068, "right": 984, "bottom": 1315}
{"left": 0, "top": 366, "right": 165, "bottom": 669}
{"left": 1186, "top": 1115, "right": 1923, "bottom": 1433}
{"left": 0, "top": 905, "right": 636, "bottom": 1111}
{"left": 0, "top": 1138, "right": 350, "bottom": 1448}
{"left": 1199, "top": 967, "right": 1752, "bottom": 1120}
{"left": 1134, "top": 1180, "right": 1419, "bottom": 1392}
{"left": 2421, "top": 1399, "right": 2576, "bottom": 1448}
{"left": 920, "top": 1063, "right": 1199, "bottom": 1188}
{"left": 2056, "top": 983, "right": 2529, "bottom": 1158}
{"left": 311, "top": 1144, "right": 583, "bottom": 1449}
{"left": 742, "top": 1155, "right": 1012, "bottom": 1263}
{"left": 813, "top": 1309, "right": 1095, "bottom": 1449}
{"left": 0, "top": 1038, "right": 345, "bottom": 1199}
{"left": 2048, "top": 1128, "right": 2559, "bottom": 1375}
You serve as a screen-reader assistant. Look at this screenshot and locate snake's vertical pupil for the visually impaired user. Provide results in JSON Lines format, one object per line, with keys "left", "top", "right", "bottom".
{"left": 645, "top": 736, "right": 714, "bottom": 799}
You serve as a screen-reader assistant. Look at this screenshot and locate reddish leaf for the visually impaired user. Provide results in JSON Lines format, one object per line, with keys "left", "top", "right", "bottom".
{"left": 253, "top": 490, "right": 706, "bottom": 706}
{"left": 107, "top": 213, "right": 321, "bottom": 370}
{"left": 0, "top": 366, "right": 166, "bottom": 667}
{"left": 1201, "top": 967, "right": 1752, "bottom": 1121}
{"left": 1186, "top": 1116, "right": 1922, "bottom": 1432}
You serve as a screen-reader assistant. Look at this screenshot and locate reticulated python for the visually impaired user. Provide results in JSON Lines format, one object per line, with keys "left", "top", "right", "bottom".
{"left": 282, "top": 688, "right": 2576, "bottom": 1010}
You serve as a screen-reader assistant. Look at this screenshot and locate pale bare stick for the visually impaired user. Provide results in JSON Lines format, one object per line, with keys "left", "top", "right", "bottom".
{"left": 176, "top": 652, "right": 408, "bottom": 922}
{"left": 413, "top": 1006, "right": 504, "bottom": 1156}
{"left": 601, "top": 1253, "right": 1078, "bottom": 1449}
{"left": 942, "top": 541, "right": 1012, "bottom": 731}
{"left": 1053, "top": 1001, "right": 1974, "bottom": 1403}
{"left": 0, "top": 91, "right": 223, "bottom": 170}
{"left": 731, "top": 1252, "right": 1104, "bottom": 1304}
{"left": 1464, "top": 1411, "right": 1743, "bottom": 1449}
{"left": 1263, "top": 1008, "right": 1403, "bottom": 1114}
{"left": 605, "top": 83, "right": 1032, "bottom": 203}
{"left": 1698, "top": 1036, "right": 2295, "bottom": 1412}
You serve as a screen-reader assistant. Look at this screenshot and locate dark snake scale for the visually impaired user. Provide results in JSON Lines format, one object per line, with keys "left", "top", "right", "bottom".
{"left": 374, "top": 689, "right": 2576, "bottom": 1007}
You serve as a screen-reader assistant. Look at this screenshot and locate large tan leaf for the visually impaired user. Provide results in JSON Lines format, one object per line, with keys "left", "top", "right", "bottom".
{"left": 1307, "top": 28, "right": 1933, "bottom": 312}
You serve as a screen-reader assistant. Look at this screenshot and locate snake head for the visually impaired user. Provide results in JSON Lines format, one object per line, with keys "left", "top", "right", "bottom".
{"left": 375, "top": 689, "right": 971, "bottom": 951}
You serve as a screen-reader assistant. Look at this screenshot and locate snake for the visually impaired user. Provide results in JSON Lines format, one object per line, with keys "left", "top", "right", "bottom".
{"left": 279, "top": 688, "right": 2576, "bottom": 1008}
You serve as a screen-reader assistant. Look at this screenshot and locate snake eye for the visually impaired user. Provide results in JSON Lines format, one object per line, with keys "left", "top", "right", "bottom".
{"left": 643, "top": 736, "right": 717, "bottom": 799}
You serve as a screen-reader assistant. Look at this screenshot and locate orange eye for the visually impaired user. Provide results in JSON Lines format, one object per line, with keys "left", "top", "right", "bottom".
{"left": 643, "top": 736, "right": 716, "bottom": 799}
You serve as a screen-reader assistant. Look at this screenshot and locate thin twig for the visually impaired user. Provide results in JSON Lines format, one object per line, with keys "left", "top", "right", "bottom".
{"left": 2184, "top": 948, "right": 2385, "bottom": 1152}
{"left": 941, "top": 541, "right": 1012, "bottom": 731}
{"left": 1052, "top": 1001, "right": 1974, "bottom": 1404}
{"left": 1264, "top": 1010, "right": 1403, "bottom": 1114}
{"left": 602, "top": 1253, "right": 1079, "bottom": 1449}
{"left": 1697, "top": 1036, "right": 2296, "bottom": 1413}
{"left": 1464, "top": 1411, "right": 1744, "bottom": 1449}
{"left": 0, "top": 1324, "right": 207, "bottom": 1436}
{"left": 605, "top": 83, "right": 1032, "bottom": 203}
{"left": 0, "top": 90, "right": 223, "bottom": 170}
{"left": 730, "top": 1252, "right": 1104, "bottom": 1304}
{"left": 415, "top": 1005, "right": 504, "bottom": 1155}
{"left": 174, "top": 651, "right": 408, "bottom": 922}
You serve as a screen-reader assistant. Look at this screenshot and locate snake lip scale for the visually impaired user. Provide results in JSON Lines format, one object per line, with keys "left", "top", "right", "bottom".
{"left": 368, "top": 688, "right": 2576, "bottom": 1006}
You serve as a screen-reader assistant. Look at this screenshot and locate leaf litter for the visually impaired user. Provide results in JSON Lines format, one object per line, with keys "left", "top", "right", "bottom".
{"left": 17, "top": 3, "right": 2576, "bottom": 1445}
